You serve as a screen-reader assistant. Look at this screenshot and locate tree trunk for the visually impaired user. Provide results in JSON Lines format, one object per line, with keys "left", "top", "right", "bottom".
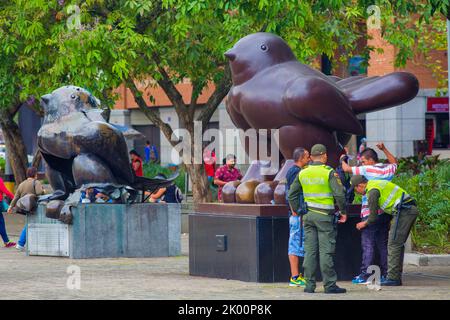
{"left": 0, "top": 110, "right": 28, "bottom": 184}
{"left": 185, "top": 163, "right": 211, "bottom": 203}
{"left": 126, "top": 70, "right": 231, "bottom": 203}
{"left": 31, "top": 149, "right": 42, "bottom": 170}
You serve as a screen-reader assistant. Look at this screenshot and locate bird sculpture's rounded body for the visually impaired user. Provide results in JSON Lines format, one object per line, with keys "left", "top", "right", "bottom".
{"left": 38, "top": 86, "right": 135, "bottom": 201}
{"left": 37, "top": 86, "right": 179, "bottom": 223}
{"left": 225, "top": 33, "right": 419, "bottom": 167}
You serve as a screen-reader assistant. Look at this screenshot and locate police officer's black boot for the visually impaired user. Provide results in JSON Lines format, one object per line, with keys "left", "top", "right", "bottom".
{"left": 324, "top": 285, "right": 347, "bottom": 294}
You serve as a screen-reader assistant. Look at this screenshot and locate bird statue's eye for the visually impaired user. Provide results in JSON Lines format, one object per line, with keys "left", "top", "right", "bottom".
{"left": 260, "top": 44, "right": 268, "bottom": 51}
{"left": 70, "top": 94, "right": 76, "bottom": 99}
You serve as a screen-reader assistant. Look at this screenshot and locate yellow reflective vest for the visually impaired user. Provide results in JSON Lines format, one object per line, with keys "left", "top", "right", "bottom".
{"left": 366, "top": 180, "right": 410, "bottom": 214}
{"left": 298, "top": 164, "right": 334, "bottom": 212}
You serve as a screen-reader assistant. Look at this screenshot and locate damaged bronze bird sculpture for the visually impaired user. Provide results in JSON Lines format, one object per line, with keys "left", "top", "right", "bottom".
{"left": 37, "top": 86, "right": 178, "bottom": 223}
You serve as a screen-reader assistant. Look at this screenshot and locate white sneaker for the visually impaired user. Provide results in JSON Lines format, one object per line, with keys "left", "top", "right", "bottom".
{"left": 15, "top": 244, "right": 25, "bottom": 251}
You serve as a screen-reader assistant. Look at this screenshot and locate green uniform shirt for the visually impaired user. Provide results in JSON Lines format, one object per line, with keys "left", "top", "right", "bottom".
{"left": 288, "top": 161, "right": 347, "bottom": 215}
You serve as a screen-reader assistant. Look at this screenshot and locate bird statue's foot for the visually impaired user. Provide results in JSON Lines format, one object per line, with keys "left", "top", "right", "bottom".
{"left": 58, "top": 205, "right": 73, "bottom": 225}
{"left": 254, "top": 180, "right": 278, "bottom": 204}
{"left": 45, "top": 200, "right": 65, "bottom": 220}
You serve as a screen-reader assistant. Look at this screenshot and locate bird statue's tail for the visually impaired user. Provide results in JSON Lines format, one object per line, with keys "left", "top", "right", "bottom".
{"left": 336, "top": 72, "right": 419, "bottom": 114}
{"left": 131, "top": 171, "right": 180, "bottom": 195}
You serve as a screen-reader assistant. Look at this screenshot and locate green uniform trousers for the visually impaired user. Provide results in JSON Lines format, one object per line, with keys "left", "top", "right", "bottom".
{"left": 388, "top": 205, "right": 419, "bottom": 280}
{"left": 302, "top": 211, "right": 337, "bottom": 291}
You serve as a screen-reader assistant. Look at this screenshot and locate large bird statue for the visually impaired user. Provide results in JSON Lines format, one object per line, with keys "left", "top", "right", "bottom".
{"left": 221, "top": 32, "right": 419, "bottom": 203}
{"left": 224, "top": 32, "right": 419, "bottom": 167}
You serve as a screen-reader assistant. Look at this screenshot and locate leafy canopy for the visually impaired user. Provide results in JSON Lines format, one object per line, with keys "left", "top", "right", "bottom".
{"left": 1, "top": 0, "right": 448, "bottom": 108}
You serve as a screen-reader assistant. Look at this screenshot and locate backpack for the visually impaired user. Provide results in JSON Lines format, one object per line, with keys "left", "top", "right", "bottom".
{"left": 164, "top": 185, "right": 183, "bottom": 203}
{"left": 174, "top": 186, "right": 183, "bottom": 203}
{"left": 13, "top": 180, "right": 38, "bottom": 215}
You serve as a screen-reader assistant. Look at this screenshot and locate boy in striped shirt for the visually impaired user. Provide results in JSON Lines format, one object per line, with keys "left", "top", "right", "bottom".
{"left": 340, "top": 142, "right": 398, "bottom": 284}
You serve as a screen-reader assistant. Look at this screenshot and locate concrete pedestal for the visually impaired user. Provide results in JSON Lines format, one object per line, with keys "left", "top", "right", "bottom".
{"left": 27, "top": 203, "right": 181, "bottom": 258}
{"left": 189, "top": 203, "right": 363, "bottom": 282}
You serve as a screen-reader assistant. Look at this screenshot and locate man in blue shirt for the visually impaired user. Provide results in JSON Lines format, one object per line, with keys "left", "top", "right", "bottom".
{"left": 285, "top": 147, "right": 310, "bottom": 287}
{"left": 144, "top": 141, "right": 151, "bottom": 163}
{"left": 144, "top": 141, "right": 159, "bottom": 164}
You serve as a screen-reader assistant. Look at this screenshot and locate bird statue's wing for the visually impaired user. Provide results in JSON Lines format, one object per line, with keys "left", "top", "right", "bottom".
{"left": 133, "top": 171, "right": 180, "bottom": 194}
{"left": 74, "top": 122, "right": 135, "bottom": 185}
{"left": 337, "top": 76, "right": 380, "bottom": 90}
{"left": 337, "top": 72, "right": 419, "bottom": 114}
{"left": 334, "top": 75, "right": 365, "bottom": 86}
{"left": 283, "top": 76, "right": 363, "bottom": 135}
{"left": 327, "top": 75, "right": 342, "bottom": 83}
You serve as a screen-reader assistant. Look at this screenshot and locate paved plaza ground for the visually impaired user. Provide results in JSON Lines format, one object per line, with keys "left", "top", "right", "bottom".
{"left": 0, "top": 214, "right": 449, "bottom": 300}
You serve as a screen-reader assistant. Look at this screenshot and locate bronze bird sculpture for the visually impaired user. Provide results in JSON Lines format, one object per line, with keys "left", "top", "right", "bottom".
{"left": 38, "top": 86, "right": 177, "bottom": 204}
{"left": 224, "top": 32, "right": 419, "bottom": 167}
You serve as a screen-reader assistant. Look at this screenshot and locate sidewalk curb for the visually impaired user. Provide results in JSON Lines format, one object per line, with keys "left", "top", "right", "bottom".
{"left": 404, "top": 253, "right": 450, "bottom": 266}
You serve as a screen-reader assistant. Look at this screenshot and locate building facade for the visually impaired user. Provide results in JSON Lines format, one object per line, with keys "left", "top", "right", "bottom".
{"left": 362, "top": 29, "right": 449, "bottom": 159}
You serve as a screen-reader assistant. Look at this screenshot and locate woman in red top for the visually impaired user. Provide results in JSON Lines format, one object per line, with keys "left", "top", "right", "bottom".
{"left": 203, "top": 148, "right": 216, "bottom": 181}
{"left": 0, "top": 177, "right": 16, "bottom": 247}
{"left": 129, "top": 150, "right": 144, "bottom": 177}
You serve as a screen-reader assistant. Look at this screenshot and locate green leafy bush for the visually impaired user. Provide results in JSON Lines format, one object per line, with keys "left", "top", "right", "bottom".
{"left": 393, "top": 159, "right": 450, "bottom": 253}
{"left": 143, "top": 162, "right": 186, "bottom": 194}
{"left": 395, "top": 155, "right": 441, "bottom": 175}
{"left": 0, "top": 157, "right": 5, "bottom": 173}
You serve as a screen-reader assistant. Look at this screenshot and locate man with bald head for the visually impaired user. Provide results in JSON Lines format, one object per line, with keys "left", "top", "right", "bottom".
{"left": 285, "top": 147, "right": 310, "bottom": 287}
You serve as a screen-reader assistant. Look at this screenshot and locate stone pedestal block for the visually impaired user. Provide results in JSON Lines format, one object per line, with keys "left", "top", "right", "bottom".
{"left": 27, "top": 203, "right": 181, "bottom": 259}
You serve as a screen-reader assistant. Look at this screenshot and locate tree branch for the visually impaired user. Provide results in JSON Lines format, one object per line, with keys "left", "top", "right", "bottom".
{"left": 260, "top": 22, "right": 268, "bottom": 32}
{"left": 125, "top": 77, "right": 180, "bottom": 147}
{"left": 152, "top": 53, "right": 187, "bottom": 114}
{"left": 188, "top": 80, "right": 203, "bottom": 120}
{"left": 197, "top": 64, "right": 232, "bottom": 129}
{"left": 135, "top": 0, "right": 164, "bottom": 33}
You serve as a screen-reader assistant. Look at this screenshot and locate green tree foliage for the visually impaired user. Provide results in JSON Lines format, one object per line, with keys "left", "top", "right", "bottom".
{"left": 393, "top": 159, "right": 450, "bottom": 253}
{"left": 143, "top": 162, "right": 186, "bottom": 193}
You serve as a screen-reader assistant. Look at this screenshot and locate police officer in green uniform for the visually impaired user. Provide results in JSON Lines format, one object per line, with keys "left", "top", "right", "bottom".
{"left": 351, "top": 175, "right": 419, "bottom": 286}
{"left": 288, "top": 144, "right": 348, "bottom": 294}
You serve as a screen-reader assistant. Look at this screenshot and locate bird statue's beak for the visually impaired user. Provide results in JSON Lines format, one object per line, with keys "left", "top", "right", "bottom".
{"left": 40, "top": 94, "right": 51, "bottom": 108}
{"left": 224, "top": 49, "right": 236, "bottom": 61}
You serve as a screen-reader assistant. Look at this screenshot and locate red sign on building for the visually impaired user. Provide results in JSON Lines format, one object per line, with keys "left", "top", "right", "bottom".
{"left": 427, "top": 97, "right": 449, "bottom": 113}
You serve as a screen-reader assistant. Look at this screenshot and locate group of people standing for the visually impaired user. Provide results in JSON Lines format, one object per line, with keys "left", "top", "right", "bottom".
{"left": 286, "top": 142, "right": 419, "bottom": 293}
{"left": 129, "top": 141, "right": 159, "bottom": 178}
